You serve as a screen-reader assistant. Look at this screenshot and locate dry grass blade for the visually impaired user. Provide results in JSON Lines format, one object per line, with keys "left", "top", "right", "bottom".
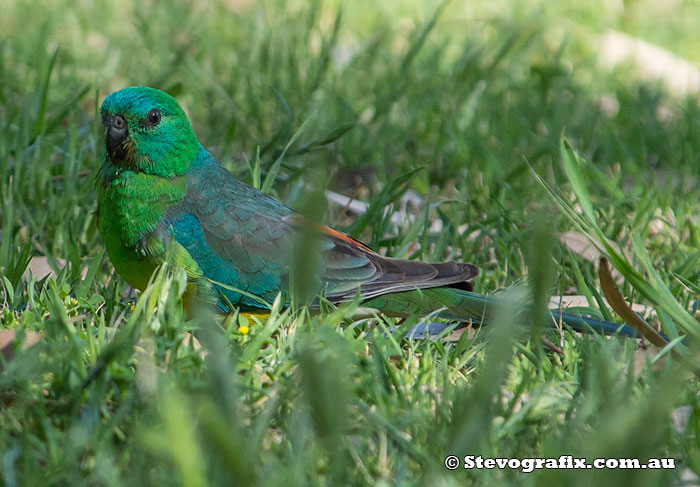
{"left": 598, "top": 257, "right": 667, "bottom": 347}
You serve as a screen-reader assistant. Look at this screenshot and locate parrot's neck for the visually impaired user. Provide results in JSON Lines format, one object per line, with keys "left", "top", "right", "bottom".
{"left": 97, "top": 166, "right": 187, "bottom": 248}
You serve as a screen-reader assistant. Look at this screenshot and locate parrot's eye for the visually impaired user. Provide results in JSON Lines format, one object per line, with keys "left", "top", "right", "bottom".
{"left": 148, "top": 109, "right": 161, "bottom": 125}
{"left": 142, "top": 108, "right": 162, "bottom": 128}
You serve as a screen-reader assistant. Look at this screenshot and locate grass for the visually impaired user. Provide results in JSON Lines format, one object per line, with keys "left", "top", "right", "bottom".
{"left": 2, "top": 0, "right": 700, "bottom": 485}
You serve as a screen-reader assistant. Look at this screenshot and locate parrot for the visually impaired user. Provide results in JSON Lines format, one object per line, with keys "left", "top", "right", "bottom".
{"left": 96, "top": 86, "right": 641, "bottom": 339}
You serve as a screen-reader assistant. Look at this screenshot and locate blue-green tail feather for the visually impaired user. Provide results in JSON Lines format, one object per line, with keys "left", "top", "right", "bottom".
{"left": 364, "top": 287, "right": 647, "bottom": 339}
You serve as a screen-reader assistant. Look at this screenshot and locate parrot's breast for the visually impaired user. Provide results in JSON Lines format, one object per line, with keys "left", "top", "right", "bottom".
{"left": 97, "top": 170, "right": 187, "bottom": 290}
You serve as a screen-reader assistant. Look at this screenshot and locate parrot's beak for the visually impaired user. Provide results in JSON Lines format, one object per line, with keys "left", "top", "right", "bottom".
{"left": 105, "top": 115, "right": 131, "bottom": 161}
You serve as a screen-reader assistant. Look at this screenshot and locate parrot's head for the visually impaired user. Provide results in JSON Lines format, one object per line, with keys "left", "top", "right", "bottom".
{"left": 100, "top": 87, "right": 200, "bottom": 177}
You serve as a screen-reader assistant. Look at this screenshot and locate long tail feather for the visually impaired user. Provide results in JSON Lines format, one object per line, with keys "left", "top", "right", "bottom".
{"left": 550, "top": 310, "right": 640, "bottom": 337}
{"left": 364, "top": 287, "right": 645, "bottom": 338}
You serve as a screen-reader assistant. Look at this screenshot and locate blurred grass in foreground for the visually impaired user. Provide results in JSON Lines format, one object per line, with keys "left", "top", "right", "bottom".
{"left": 2, "top": 0, "right": 700, "bottom": 485}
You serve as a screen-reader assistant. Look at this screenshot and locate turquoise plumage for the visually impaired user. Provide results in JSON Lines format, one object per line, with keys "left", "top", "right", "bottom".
{"left": 96, "top": 86, "right": 642, "bottom": 339}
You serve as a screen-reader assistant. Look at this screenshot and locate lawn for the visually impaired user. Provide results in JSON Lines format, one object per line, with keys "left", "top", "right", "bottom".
{"left": 2, "top": 0, "right": 700, "bottom": 485}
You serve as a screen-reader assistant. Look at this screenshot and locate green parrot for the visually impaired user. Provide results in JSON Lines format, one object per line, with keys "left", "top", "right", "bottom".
{"left": 96, "top": 86, "right": 640, "bottom": 338}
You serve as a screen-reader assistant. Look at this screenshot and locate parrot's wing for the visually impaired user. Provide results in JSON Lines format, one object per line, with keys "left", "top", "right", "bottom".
{"left": 170, "top": 154, "right": 478, "bottom": 308}
{"left": 317, "top": 225, "right": 479, "bottom": 301}
{"left": 169, "top": 157, "right": 296, "bottom": 308}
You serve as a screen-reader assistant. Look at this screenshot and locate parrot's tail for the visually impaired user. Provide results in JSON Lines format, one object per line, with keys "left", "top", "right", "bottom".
{"left": 363, "top": 286, "right": 644, "bottom": 339}
{"left": 549, "top": 309, "right": 640, "bottom": 337}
